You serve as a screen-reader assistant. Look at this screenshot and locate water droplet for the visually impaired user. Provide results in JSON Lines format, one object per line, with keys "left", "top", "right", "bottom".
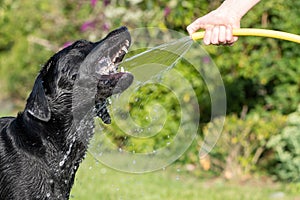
{"left": 59, "top": 161, "right": 64, "bottom": 167}
{"left": 100, "top": 168, "right": 107, "bottom": 174}
{"left": 115, "top": 93, "right": 121, "bottom": 99}
{"left": 46, "top": 193, "right": 51, "bottom": 197}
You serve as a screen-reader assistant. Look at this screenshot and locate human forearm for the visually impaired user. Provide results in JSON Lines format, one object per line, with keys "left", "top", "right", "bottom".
{"left": 218, "top": 0, "right": 261, "bottom": 20}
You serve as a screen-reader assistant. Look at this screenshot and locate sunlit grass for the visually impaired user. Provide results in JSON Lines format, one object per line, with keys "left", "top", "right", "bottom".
{"left": 71, "top": 154, "right": 299, "bottom": 200}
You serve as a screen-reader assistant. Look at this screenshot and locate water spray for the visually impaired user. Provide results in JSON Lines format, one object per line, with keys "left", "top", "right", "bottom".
{"left": 90, "top": 27, "right": 300, "bottom": 173}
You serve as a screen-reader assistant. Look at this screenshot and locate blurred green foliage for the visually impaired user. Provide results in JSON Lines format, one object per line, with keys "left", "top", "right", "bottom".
{"left": 203, "top": 111, "right": 287, "bottom": 179}
{"left": 267, "top": 105, "right": 300, "bottom": 181}
{"left": 1, "top": 0, "right": 300, "bottom": 181}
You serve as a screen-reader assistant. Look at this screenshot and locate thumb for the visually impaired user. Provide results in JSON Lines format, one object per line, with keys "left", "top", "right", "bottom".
{"left": 187, "top": 17, "right": 208, "bottom": 35}
{"left": 187, "top": 21, "right": 201, "bottom": 35}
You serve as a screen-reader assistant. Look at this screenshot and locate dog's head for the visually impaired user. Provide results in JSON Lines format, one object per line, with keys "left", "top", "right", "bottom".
{"left": 25, "top": 27, "right": 133, "bottom": 123}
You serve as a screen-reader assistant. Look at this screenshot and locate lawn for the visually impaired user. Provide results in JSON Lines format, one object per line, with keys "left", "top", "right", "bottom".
{"left": 71, "top": 154, "right": 299, "bottom": 200}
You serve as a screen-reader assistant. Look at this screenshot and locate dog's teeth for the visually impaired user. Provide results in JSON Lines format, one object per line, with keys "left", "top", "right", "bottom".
{"left": 122, "top": 46, "right": 128, "bottom": 53}
{"left": 121, "top": 67, "right": 124, "bottom": 72}
{"left": 125, "top": 40, "right": 130, "bottom": 47}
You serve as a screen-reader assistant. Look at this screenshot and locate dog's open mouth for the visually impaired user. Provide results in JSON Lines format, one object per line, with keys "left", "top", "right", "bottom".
{"left": 96, "top": 39, "right": 130, "bottom": 76}
{"left": 96, "top": 38, "right": 133, "bottom": 98}
{"left": 93, "top": 27, "right": 133, "bottom": 124}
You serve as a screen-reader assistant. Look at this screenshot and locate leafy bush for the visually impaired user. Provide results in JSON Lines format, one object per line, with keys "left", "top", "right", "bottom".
{"left": 203, "top": 110, "right": 286, "bottom": 179}
{"left": 267, "top": 105, "right": 300, "bottom": 181}
{"left": 1, "top": 0, "right": 299, "bottom": 115}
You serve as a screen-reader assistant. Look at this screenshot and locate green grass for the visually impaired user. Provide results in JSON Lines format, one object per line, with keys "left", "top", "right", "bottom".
{"left": 71, "top": 154, "right": 299, "bottom": 200}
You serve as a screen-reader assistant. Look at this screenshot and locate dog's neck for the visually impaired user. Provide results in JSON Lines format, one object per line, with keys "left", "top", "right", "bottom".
{"left": 16, "top": 106, "right": 96, "bottom": 197}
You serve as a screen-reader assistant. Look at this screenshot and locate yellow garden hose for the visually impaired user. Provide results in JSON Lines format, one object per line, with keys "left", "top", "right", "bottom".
{"left": 192, "top": 28, "right": 300, "bottom": 44}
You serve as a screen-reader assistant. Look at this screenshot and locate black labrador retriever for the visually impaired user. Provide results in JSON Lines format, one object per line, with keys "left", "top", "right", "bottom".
{"left": 0, "top": 27, "right": 133, "bottom": 200}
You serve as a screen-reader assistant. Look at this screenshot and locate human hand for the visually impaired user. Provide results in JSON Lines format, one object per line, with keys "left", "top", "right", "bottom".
{"left": 187, "top": 9, "right": 241, "bottom": 45}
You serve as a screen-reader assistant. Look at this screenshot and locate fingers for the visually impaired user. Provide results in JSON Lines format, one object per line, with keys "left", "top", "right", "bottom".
{"left": 225, "top": 25, "right": 238, "bottom": 45}
{"left": 218, "top": 25, "right": 226, "bottom": 44}
{"left": 203, "top": 26, "right": 213, "bottom": 45}
{"left": 203, "top": 25, "right": 238, "bottom": 45}
{"left": 225, "top": 26, "right": 233, "bottom": 42}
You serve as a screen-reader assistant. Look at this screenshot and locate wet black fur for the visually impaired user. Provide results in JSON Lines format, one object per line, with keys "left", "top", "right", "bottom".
{"left": 0, "top": 27, "right": 132, "bottom": 200}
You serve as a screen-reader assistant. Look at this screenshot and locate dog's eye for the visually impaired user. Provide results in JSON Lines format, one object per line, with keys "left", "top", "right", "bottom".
{"left": 71, "top": 74, "right": 77, "bottom": 81}
{"left": 74, "top": 40, "right": 89, "bottom": 48}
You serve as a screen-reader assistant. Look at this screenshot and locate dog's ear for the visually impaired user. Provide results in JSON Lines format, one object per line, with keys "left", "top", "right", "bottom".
{"left": 25, "top": 76, "right": 51, "bottom": 122}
